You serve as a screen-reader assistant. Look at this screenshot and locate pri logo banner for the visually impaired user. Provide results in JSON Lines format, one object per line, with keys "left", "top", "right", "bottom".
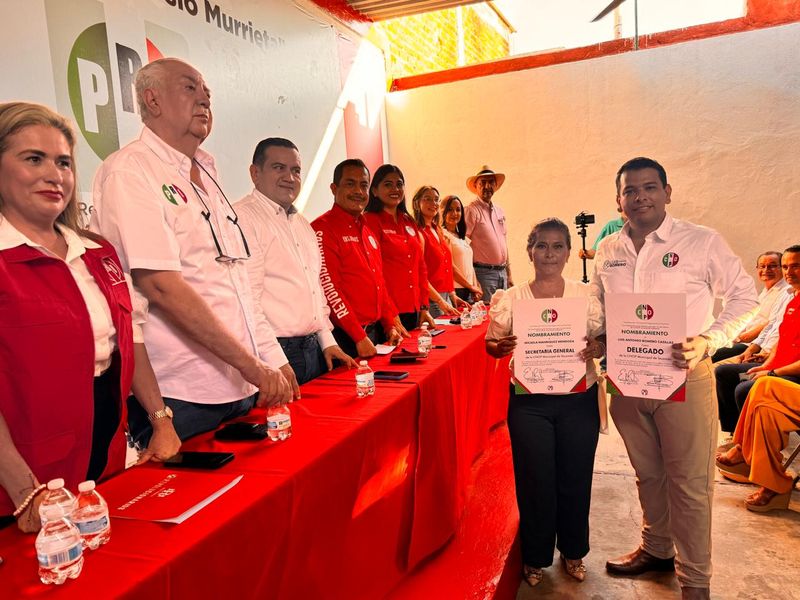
{"left": 541, "top": 308, "right": 558, "bottom": 323}
{"left": 635, "top": 304, "right": 655, "bottom": 320}
{"left": 46, "top": 0, "right": 188, "bottom": 161}
{"left": 662, "top": 252, "right": 680, "bottom": 268}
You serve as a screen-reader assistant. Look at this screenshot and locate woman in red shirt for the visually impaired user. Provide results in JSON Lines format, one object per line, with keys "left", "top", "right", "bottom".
{"left": 364, "top": 165, "right": 434, "bottom": 332}
{"left": 412, "top": 186, "right": 467, "bottom": 318}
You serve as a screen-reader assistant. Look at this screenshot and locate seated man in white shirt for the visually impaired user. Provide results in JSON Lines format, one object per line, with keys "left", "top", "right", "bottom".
{"left": 589, "top": 157, "right": 757, "bottom": 600}
{"left": 712, "top": 251, "right": 788, "bottom": 362}
{"left": 92, "top": 58, "right": 291, "bottom": 446}
{"left": 237, "top": 138, "right": 356, "bottom": 384}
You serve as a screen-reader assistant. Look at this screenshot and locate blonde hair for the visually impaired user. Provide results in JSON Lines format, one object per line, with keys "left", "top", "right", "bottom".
{"left": 0, "top": 102, "right": 82, "bottom": 230}
{"left": 411, "top": 185, "right": 441, "bottom": 230}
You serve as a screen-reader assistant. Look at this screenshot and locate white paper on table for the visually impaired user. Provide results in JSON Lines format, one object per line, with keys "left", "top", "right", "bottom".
{"left": 158, "top": 475, "right": 243, "bottom": 524}
{"left": 511, "top": 297, "right": 588, "bottom": 394}
{"left": 374, "top": 344, "right": 397, "bottom": 355}
{"left": 605, "top": 293, "right": 687, "bottom": 401}
{"left": 433, "top": 318, "right": 452, "bottom": 326}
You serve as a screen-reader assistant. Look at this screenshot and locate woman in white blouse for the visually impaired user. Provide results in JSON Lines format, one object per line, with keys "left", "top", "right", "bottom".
{"left": 485, "top": 218, "right": 604, "bottom": 588}
{"left": 440, "top": 195, "right": 483, "bottom": 303}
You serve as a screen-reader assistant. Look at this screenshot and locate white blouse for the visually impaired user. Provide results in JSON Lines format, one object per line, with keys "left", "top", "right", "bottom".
{"left": 486, "top": 278, "right": 598, "bottom": 388}
{"left": 443, "top": 230, "right": 478, "bottom": 290}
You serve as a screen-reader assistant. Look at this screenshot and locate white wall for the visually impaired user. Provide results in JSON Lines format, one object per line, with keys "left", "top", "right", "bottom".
{"left": 385, "top": 23, "right": 800, "bottom": 285}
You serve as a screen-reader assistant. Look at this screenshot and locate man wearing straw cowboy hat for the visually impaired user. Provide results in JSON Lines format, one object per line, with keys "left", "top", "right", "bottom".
{"left": 465, "top": 165, "right": 512, "bottom": 301}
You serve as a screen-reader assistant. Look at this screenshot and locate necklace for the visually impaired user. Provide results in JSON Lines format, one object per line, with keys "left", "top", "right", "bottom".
{"left": 529, "top": 278, "right": 564, "bottom": 299}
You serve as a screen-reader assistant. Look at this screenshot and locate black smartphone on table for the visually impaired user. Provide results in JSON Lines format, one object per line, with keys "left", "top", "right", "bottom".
{"left": 163, "top": 451, "right": 235, "bottom": 469}
{"left": 373, "top": 370, "right": 410, "bottom": 381}
{"left": 214, "top": 422, "right": 268, "bottom": 441}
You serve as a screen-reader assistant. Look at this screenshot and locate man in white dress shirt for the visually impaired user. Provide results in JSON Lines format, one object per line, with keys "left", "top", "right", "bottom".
{"left": 589, "top": 157, "right": 757, "bottom": 600}
{"left": 237, "top": 138, "right": 356, "bottom": 385}
{"left": 92, "top": 58, "right": 291, "bottom": 445}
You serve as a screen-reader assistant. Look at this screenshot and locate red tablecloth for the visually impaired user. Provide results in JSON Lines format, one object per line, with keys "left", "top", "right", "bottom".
{"left": 0, "top": 323, "right": 509, "bottom": 599}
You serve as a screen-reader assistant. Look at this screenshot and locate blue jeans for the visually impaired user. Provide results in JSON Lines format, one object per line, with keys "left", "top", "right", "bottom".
{"left": 128, "top": 393, "right": 257, "bottom": 446}
{"left": 278, "top": 334, "right": 326, "bottom": 385}
{"left": 430, "top": 291, "right": 454, "bottom": 318}
{"left": 474, "top": 265, "right": 508, "bottom": 302}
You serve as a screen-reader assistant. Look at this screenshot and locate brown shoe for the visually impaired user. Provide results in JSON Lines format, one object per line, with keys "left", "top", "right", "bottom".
{"left": 681, "top": 586, "right": 710, "bottom": 599}
{"left": 605, "top": 547, "right": 675, "bottom": 576}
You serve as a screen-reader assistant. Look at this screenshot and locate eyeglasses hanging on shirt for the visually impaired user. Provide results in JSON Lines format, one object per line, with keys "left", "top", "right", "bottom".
{"left": 189, "top": 159, "right": 251, "bottom": 263}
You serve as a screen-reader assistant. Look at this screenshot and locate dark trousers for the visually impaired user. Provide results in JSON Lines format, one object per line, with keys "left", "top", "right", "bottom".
{"left": 87, "top": 367, "right": 120, "bottom": 481}
{"left": 278, "top": 334, "right": 326, "bottom": 385}
{"left": 712, "top": 343, "right": 747, "bottom": 363}
{"left": 507, "top": 384, "right": 600, "bottom": 568}
{"left": 715, "top": 362, "right": 800, "bottom": 432}
{"left": 128, "top": 394, "right": 256, "bottom": 447}
{"left": 332, "top": 322, "right": 385, "bottom": 359}
{"left": 398, "top": 311, "right": 419, "bottom": 332}
{"left": 454, "top": 288, "right": 473, "bottom": 302}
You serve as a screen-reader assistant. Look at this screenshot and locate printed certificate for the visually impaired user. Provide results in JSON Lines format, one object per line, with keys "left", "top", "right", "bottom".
{"left": 512, "top": 297, "right": 588, "bottom": 394}
{"left": 606, "top": 293, "right": 687, "bottom": 401}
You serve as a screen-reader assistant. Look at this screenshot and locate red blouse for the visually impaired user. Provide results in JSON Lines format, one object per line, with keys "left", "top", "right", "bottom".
{"left": 421, "top": 226, "right": 454, "bottom": 293}
{"left": 364, "top": 211, "right": 428, "bottom": 314}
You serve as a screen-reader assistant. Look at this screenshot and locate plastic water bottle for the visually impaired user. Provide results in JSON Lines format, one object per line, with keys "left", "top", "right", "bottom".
{"left": 267, "top": 405, "right": 292, "bottom": 441}
{"left": 356, "top": 360, "right": 375, "bottom": 397}
{"left": 72, "top": 481, "right": 111, "bottom": 550}
{"left": 35, "top": 506, "right": 84, "bottom": 585}
{"left": 417, "top": 323, "right": 433, "bottom": 355}
{"left": 470, "top": 302, "right": 482, "bottom": 325}
{"left": 460, "top": 307, "right": 473, "bottom": 329}
{"left": 38, "top": 479, "right": 77, "bottom": 526}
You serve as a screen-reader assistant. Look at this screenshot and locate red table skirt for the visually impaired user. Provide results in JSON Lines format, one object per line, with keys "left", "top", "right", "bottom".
{"left": 0, "top": 323, "right": 510, "bottom": 599}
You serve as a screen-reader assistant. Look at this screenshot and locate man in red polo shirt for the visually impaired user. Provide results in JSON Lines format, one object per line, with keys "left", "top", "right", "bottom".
{"left": 312, "top": 159, "right": 404, "bottom": 358}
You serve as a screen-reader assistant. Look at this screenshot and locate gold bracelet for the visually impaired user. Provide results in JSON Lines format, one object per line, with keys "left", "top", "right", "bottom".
{"left": 12, "top": 484, "right": 47, "bottom": 518}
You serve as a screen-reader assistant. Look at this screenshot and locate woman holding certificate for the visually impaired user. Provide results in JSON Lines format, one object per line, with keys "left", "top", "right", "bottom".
{"left": 485, "top": 218, "right": 604, "bottom": 588}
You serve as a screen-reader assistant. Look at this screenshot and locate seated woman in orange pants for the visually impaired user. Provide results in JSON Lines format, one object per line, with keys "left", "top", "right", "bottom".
{"left": 716, "top": 377, "right": 800, "bottom": 512}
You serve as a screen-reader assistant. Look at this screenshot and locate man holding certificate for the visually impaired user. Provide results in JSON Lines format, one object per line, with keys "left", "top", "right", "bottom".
{"left": 588, "top": 158, "right": 757, "bottom": 600}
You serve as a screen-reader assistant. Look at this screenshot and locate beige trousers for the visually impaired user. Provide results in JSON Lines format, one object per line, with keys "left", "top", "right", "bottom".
{"left": 610, "top": 358, "right": 716, "bottom": 588}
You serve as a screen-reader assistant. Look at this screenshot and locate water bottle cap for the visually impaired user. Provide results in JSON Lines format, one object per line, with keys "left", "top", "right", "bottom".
{"left": 359, "top": 360, "right": 367, "bottom": 366}
{"left": 78, "top": 481, "right": 96, "bottom": 492}
{"left": 47, "top": 478, "right": 65, "bottom": 490}
{"left": 421, "top": 323, "right": 428, "bottom": 329}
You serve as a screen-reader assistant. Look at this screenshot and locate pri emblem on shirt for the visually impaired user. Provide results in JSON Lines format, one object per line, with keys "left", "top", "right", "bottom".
{"left": 162, "top": 183, "right": 188, "bottom": 205}
{"left": 102, "top": 257, "right": 126, "bottom": 286}
{"left": 662, "top": 252, "right": 680, "bottom": 268}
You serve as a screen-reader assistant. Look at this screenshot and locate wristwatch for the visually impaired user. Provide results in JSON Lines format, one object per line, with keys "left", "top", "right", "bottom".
{"left": 419, "top": 304, "right": 429, "bottom": 311}
{"left": 767, "top": 370, "right": 777, "bottom": 377}
{"left": 147, "top": 406, "right": 174, "bottom": 423}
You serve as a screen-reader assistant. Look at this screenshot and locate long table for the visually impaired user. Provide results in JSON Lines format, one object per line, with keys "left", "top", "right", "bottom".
{"left": 0, "top": 322, "right": 511, "bottom": 599}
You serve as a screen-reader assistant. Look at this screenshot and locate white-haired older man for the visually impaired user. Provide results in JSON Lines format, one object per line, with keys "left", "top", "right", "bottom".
{"left": 91, "top": 58, "right": 291, "bottom": 447}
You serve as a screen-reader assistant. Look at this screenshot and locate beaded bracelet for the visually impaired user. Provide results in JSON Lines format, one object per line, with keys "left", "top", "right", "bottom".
{"left": 12, "top": 484, "right": 46, "bottom": 518}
